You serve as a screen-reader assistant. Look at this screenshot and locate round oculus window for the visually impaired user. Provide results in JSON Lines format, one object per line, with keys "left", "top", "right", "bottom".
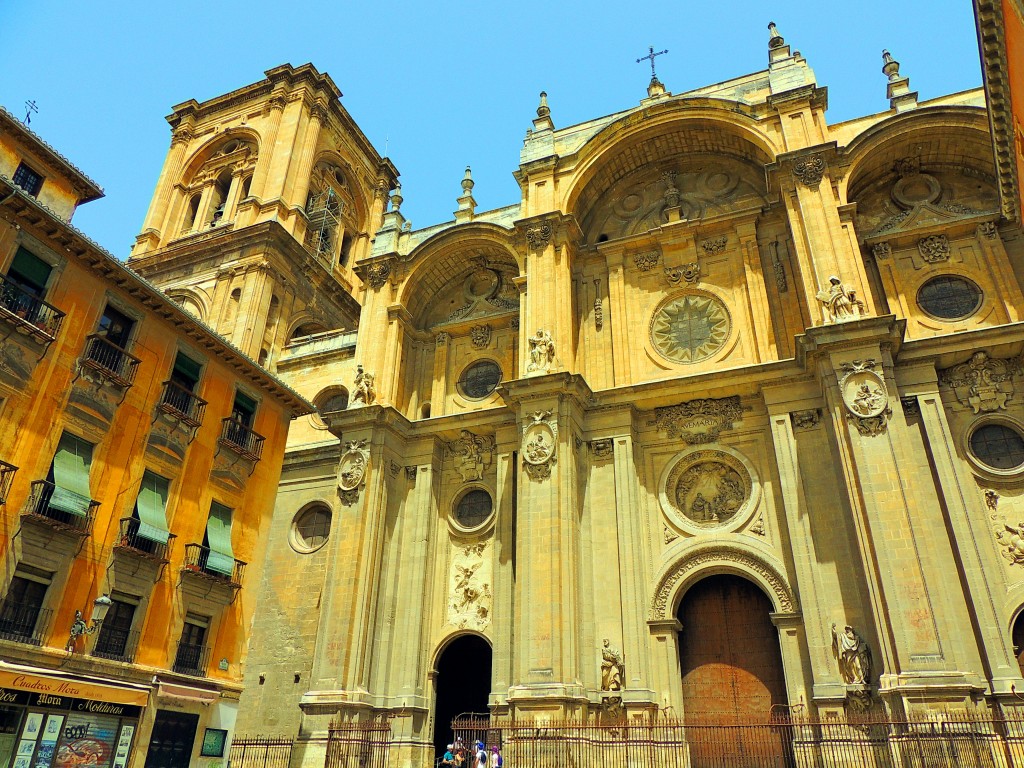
{"left": 651, "top": 293, "right": 731, "bottom": 364}
{"left": 917, "top": 276, "right": 982, "bottom": 320}
{"left": 458, "top": 360, "right": 502, "bottom": 399}
{"left": 454, "top": 489, "right": 493, "bottom": 529}
{"left": 970, "top": 423, "right": 1024, "bottom": 471}
{"left": 292, "top": 506, "right": 332, "bottom": 551}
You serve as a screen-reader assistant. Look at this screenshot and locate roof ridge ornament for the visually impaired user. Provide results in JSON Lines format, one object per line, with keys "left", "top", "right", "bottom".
{"left": 532, "top": 91, "right": 554, "bottom": 132}
{"left": 768, "top": 22, "right": 785, "bottom": 49}
{"left": 881, "top": 48, "right": 918, "bottom": 112}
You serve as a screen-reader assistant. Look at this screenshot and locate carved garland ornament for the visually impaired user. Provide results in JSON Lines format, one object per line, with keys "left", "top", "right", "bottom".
{"left": 793, "top": 155, "right": 827, "bottom": 187}
{"left": 839, "top": 359, "right": 892, "bottom": 436}
{"left": 522, "top": 410, "right": 557, "bottom": 480}
{"left": 650, "top": 396, "right": 745, "bottom": 444}
{"left": 701, "top": 236, "right": 727, "bottom": 256}
{"left": 917, "top": 235, "right": 950, "bottom": 263}
{"left": 665, "top": 263, "right": 701, "bottom": 286}
{"left": 649, "top": 548, "right": 796, "bottom": 620}
{"left": 632, "top": 251, "right": 660, "bottom": 271}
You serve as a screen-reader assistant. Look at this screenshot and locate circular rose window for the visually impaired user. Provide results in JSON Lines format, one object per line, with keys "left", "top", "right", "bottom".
{"left": 454, "top": 488, "right": 494, "bottom": 529}
{"left": 458, "top": 360, "right": 502, "bottom": 400}
{"left": 970, "top": 423, "right": 1024, "bottom": 471}
{"left": 917, "top": 276, "right": 982, "bottom": 320}
{"left": 651, "top": 293, "right": 731, "bottom": 364}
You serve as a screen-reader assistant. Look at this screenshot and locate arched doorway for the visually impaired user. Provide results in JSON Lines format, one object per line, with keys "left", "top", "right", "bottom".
{"left": 432, "top": 634, "right": 492, "bottom": 758}
{"left": 678, "top": 574, "right": 788, "bottom": 764}
{"left": 1012, "top": 610, "right": 1024, "bottom": 677}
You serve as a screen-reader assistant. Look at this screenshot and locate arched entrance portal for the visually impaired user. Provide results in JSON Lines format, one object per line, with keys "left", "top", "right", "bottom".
{"left": 678, "top": 574, "right": 788, "bottom": 763}
{"left": 432, "top": 634, "right": 492, "bottom": 758}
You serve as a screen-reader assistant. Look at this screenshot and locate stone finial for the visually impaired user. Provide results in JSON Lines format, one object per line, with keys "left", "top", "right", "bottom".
{"left": 537, "top": 91, "right": 550, "bottom": 118}
{"left": 768, "top": 21, "right": 785, "bottom": 49}
{"left": 389, "top": 183, "right": 403, "bottom": 213}
{"left": 881, "top": 49, "right": 918, "bottom": 112}
{"left": 767, "top": 21, "right": 793, "bottom": 66}
{"left": 455, "top": 166, "right": 476, "bottom": 222}
{"left": 533, "top": 91, "right": 554, "bottom": 131}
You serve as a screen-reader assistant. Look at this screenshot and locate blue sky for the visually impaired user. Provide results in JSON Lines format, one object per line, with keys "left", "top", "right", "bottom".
{"left": 3, "top": 1, "right": 980, "bottom": 257}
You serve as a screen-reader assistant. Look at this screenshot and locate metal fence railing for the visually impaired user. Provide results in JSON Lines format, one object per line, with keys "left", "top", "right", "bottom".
{"left": 229, "top": 737, "right": 293, "bottom": 768}
{"left": 219, "top": 417, "right": 265, "bottom": 462}
{"left": 451, "top": 711, "right": 1024, "bottom": 768}
{"left": 326, "top": 721, "right": 392, "bottom": 768}
{"left": 80, "top": 334, "right": 141, "bottom": 387}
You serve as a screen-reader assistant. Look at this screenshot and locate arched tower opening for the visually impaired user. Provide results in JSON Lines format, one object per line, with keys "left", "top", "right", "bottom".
{"left": 432, "top": 634, "right": 492, "bottom": 759}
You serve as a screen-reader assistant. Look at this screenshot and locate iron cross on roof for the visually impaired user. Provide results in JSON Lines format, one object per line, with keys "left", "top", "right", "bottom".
{"left": 636, "top": 45, "right": 668, "bottom": 81}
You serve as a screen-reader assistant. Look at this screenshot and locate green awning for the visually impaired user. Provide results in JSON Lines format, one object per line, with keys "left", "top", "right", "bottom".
{"left": 135, "top": 472, "right": 170, "bottom": 544}
{"left": 205, "top": 503, "right": 235, "bottom": 576}
{"left": 173, "top": 353, "right": 202, "bottom": 383}
{"left": 50, "top": 434, "right": 93, "bottom": 517}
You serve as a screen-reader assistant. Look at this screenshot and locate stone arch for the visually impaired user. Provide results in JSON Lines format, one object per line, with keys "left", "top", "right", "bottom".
{"left": 309, "top": 150, "right": 370, "bottom": 227}
{"left": 399, "top": 224, "right": 522, "bottom": 329}
{"left": 563, "top": 102, "right": 779, "bottom": 225}
{"left": 179, "top": 127, "right": 262, "bottom": 186}
{"left": 649, "top": 541, "right": 797, "bottom": 622}
{"left": 430, "top": 629, "right": 493, "bottom": 674}
{"left": 165, "top": 287, "right": 208, "bottom": 321}
{"left": 285, "top": 314, "right": 331, "bottom": 343}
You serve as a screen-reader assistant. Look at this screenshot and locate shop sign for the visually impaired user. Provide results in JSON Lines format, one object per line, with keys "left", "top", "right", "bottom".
{"left": 0, "top": 671, "right": 148, "bottom": 707}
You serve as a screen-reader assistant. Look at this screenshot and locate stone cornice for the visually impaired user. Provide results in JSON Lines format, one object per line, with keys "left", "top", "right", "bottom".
{"left": 0, "top": 181, "right": 313, "bottom": 417}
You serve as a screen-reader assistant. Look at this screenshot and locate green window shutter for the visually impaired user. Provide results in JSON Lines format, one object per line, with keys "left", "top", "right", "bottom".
{"left": 233, "top": 391, "right": 257, "bottom": 418}
{"left": 173, "top": 353, "right": 202, "bottom": 383}
{"left": 8, "top": 248, "right": 52, "bottom": 293}
{"left": 135, "top": 471, "right": 170, "bottom": 544}
{"left": 205, "top": 502, "right": 235, "bottom": 576}
{"left": 49, "top": 433, "right": 93, "bottom": 517}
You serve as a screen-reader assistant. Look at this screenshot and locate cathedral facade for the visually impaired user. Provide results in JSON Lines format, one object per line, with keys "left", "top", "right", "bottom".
{"left": 132, "top": 22, "right": 1024, "bottom": 768}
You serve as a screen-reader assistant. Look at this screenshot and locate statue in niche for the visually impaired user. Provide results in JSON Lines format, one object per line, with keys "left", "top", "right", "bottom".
{"left": 831, "top": 623, "right": 872, "bottom": 685}
{"left": 352, "top": 365, "right": 376, "bottom": 406}
{"left": 816, "top": 276, "right": 864, "bottom": 324}
{"left": 449, "top": 430, "right": 493, "bottom": 482}
{"left": 526, "top": 329, "right": 556, "bottom": 374}
{"left": 601, "top": 638, "right": 625, "bottom": 691}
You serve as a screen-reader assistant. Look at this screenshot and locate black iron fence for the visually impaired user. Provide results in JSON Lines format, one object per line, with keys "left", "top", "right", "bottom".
{"left": 23, "top": 480, "right": 96, "bottom": 534}
{"left": 115, "top": 517, "right": 174, "bottom": 562}
{"left": 228, "top": 737, "right": 293, "bottom": 768}
{"left": 452, "top": 712, "right": 1024, "bottom": 768}
{"left": 326, "top": 721, "right": 392, "bottom": 768}
{"left": 182, "top": 543, "right": 245, "bottom": 586}
{"left": 0, "top": 273, "right": 64, "bottom": 341}
{"left": 172, "top": 640, "right": 210, "bottom": 676}
{"left": 159, "top": 379, "right": 207, "bottom": 426}
{"left": 219, "top": 417, "right": 265, "bottom": 462}
{"left": 0, "top": 459, "right": 17, "bottom": 504}
{"left": 0, "top": 602, "right": 51, "bottom": 645}
{"left": 81, "top": 334, "right": 140, "bottom": 387}
{"left": 92, "top": 628, "right": 140, "bottom": 664}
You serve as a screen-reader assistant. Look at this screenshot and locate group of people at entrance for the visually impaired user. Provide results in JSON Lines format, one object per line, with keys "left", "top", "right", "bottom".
{"left": 441, "top": 738, "right": 502, "bottom": 768}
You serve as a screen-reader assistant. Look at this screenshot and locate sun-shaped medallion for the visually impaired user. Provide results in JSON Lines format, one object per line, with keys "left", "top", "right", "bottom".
{"left": 651, "top": 293, "right": 731, "bottom": 364}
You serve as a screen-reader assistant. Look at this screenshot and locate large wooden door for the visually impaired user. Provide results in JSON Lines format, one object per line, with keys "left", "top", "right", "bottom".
{"left": 144, "top": 710, "right": 199, "bottom": 768}
{"left": 678, "top": 575, "right": 789, "bottom": 766}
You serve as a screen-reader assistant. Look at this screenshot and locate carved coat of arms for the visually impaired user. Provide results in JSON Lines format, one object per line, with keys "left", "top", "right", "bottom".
{"left": 939, "top": 351, "right": 1020, "bottom": 414}
{"left": 839, "top": 360, "right": 891, "bottom": 436}
{"left": 522, "top": 410, "right": 557, "bottom": 480}
{"left": 338, "top": 439, "right": 369, "bottom": 504}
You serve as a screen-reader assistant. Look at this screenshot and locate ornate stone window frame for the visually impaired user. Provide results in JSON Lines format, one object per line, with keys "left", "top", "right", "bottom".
{"left": 455, "top": 357, "right": 504, "bottom": 402}
{"left": 914, "top": 272, "right": 984, "bottom": 323}
{"left": 963, "top": 414, "right": 1024, "bottom": 480}
{"left": 657, "top": 444, "right": 761, "bottom": 537}
{"left": 448, "top": 483, "right": 496, "bottom": 536}
{"left": 288, "top": 501, "right": 333, "bottom": 554}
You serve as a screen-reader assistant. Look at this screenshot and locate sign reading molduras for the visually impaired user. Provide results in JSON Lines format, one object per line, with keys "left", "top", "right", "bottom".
{"left": 0, "top": 670, "right": 149, "bottom": 707}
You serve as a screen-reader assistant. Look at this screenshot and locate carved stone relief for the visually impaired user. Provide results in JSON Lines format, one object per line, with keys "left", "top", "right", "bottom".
{"left": 526, "top": 329, "right": 556, "bottom": 375}
{"left": 978, "top": 221, "right": 999, "bottom": 239}
{"left": 831, "top": 623, "right": 874, "bottom": 712}
{"left": 632, "top": 251, "right": 660, "bottom": 271}
{"left": 701, "top": 236, "right": 727, "bottom": 255}
{"left": 660, "top": 448, "right": 759, "bottom": 533}
{"left": 448, "top": 430, "right": 494, "bottom": 483}
{"left": 793, "top": 154, "right": 827, "bottom": 187}
{"left": 469, "top": 324, "right": 492, "bottom": 349}
{"left": 352, "top": 365, "right": 376, "bottom": 407}
{"left": 593, "top": 279, "right": 603, "bottom": 331}
{"left": 871, "top": 242, "right": 891, "bottom": 260}
{"left": 839, "top": 359, "right": 892, "bottom": 437}
{"left": 338, "top": 439, "right": 369, "bottom": 505}
{"left": 791, "top": 409, "right": 821, "bottom": 431}
{"left": 525, "top": 223, "right": 552, "bottom": 250}
{"left": 664, "top": 263, "right": 701, "bottom": 286}
{"left": 650, "top": 396, "right": 745, "bottom": 444}
{"left": 0, "top": 339, "right": 33, "bottom": 389}
{"left": 816, "top": 275, "right": 865, "bottom": 324}
{"left": 522, "top": 410, "right": 557, "bottom": 481}
{"left": 600, "top": 639, "right": 625, "bottom": 691}
{"left": 590, "top": 439, "right": 614, "bottom": 459}
{"left": 939, "top": 351, "right": 1020, "bottom": 414}
{"left": 650, "top": 292, "right": 731, "bottom": 364}
{"left": 448, "top": 542, "right": 491, "bottom": 630}
{"left": 917, "top": 234, "right": 950, "bottom": 263}
{"left": 439, "top": 258, "right": 520, "bottom": 325}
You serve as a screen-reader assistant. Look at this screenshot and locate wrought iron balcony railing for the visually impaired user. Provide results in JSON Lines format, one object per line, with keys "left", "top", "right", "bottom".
{"left": 0, "top": 273, "right": 65, "bottom": 342}
{"left": 80, "top": 334, "right": 141, "bottom": 387}
{"left": 182, "top": 543, "right": 246, "bottom": 587}
{"left": 92, "top": 627, "right": 140, "bottom": 664}
{"left": 114, "top": 517, "right": 174, "bottom": 562}
{"left": 218, "top": 417, "right": 264, "bottom": 462}
{"left": 23, "top": 480, "right": 96, "bottom": 535}
{"left": 0, "top": 602, "right": 52, "bottom": 646}
{"left": 0, "top": 460, "right": 17, "bottom": 505}
{"left": 158, "top": 380, "right": 207, "bottom": 427}
{"left": 172, "top": 640, "right": 211, "bottom": 676}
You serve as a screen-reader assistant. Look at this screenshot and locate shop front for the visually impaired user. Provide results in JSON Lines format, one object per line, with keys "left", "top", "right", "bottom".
{"left": 0, "top": 665, "right": 149, "bottom": 768}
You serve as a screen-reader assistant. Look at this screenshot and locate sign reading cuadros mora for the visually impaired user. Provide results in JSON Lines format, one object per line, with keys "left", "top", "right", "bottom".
{"left": 0, "top": 669, "right": 148, "bottom": 707}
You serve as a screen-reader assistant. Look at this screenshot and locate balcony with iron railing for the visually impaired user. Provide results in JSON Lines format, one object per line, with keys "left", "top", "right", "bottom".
{"left": 181, "top": 543, "right": 246, "bottom": 588}
{"left": 158, "top": 380, "right": 207, "bottom": 427}
{"left": 80, "top": 334, "right": 141, "bottom": 388}
{"left": 22, "top": 480, "right": 96, "bottom": 535}
{"left": 114, "top": 517, "right": 175, "bottom": 563}
{"left": 0, "top": 460, "right": 17, "bottom": 504}
{"left": 0, "top": 602, "right": 52, "bottom": 646}
{"left": 218, "top": 417, "right": 264, "bottom": 462}
{"left": 92, "top": 627, "right": 140, "bottom": 664}
{"left": 0, "top": 273, "right": 65, "bottom": 343}
{"left": 172, "top": 640, "right": 211, "bottom": 676}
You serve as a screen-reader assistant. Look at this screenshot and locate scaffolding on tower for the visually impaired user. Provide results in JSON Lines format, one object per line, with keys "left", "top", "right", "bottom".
{"left": 304, "top": 187, "right": 343, "bottom": 267}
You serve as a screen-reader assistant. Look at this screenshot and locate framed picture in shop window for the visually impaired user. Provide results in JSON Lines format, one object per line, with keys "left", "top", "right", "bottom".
{"left": 200, "top": 728, "right": 227, "bottom": 758}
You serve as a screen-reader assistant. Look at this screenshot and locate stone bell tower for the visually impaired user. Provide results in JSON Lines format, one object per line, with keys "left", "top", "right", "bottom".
{"left": 128, "top": 63, "right": 398, "bottom": 366}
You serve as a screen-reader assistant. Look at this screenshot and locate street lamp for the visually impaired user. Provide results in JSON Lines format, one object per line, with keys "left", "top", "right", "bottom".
{"left": 65, "top": 593, "right": 112, "bottom": 652}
